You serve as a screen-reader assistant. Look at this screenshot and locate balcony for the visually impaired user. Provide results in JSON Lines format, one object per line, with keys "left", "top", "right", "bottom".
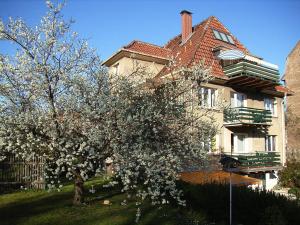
{"left": 224, "top": 107, "right": 272, "bottom": 127}
{"left": 222, "top": 152, "right": 282, "bottom": 173}
{"left": 223, "top": 60, "right": 280, "bottom": 89}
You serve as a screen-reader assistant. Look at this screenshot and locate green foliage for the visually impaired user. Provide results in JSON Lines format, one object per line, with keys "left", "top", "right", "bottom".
{"left": 279, "top": 161, "right": 300, "bottom": 188}
{"left": 279, "top": 160, "right": 300, "bottom": 201}
{"left": 179, "top": 182, "right": 300, "bottom": 225}
{"left": 258, "top": 205, "right": 286, "bottom": 225}
{"left": 289, "top": 187, "right": 300, "bottom": 200}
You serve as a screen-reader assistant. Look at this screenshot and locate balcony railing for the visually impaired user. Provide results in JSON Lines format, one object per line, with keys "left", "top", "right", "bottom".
{"left": 223, "top": 152, "right": 281, "bottom": 171}
{"left": 224, "top": 107, "right": 272, "bottom": 126}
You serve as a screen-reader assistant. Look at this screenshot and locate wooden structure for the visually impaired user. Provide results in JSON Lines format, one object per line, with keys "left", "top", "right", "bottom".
{"left": 0, "top": 155, "right": 45, "bottom": 191}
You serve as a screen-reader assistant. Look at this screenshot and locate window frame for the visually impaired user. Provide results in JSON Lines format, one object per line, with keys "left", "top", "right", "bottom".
{"left": 199, "top": 86, "right": 218, "bottom": 109}
{"left": 220, "top": 32, "right": 229, "bottom": 42}
{"left": 213, "top": 30, "right": 222, "bottom": 40}
{"left": 264, "top": 97, "right": 277, "bottom": 117}
{"left": 212, "top": 29, "right": 235, "bottom": 45}
{"left": 265, "top": 135, "right": 276, "bottom": 152}
{"left": 232, "top": 133, "right": 248, "bottom": 153}
{"left": 226, "top": 35, "right": 235, "bottom": 44}
{"left": 231, "top": 92, "right": 247, "bottom": 108}
{"left": 113, "top": 63, "right": 119, "bottom": 76}
{"left": 201, "top": 135, "right": 216, "bottom": 153}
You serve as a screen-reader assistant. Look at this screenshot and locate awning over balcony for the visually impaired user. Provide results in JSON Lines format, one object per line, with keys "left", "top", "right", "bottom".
{"left": 223, "top": 60, "right": 280, "bottom": 89}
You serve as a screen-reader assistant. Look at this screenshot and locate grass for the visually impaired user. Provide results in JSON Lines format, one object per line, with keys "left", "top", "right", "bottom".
{"left": 0, "top": 178, "right": 206, "bottom": 225}
{"left": 1, "top": 178, "right": 300, "bottom": 225}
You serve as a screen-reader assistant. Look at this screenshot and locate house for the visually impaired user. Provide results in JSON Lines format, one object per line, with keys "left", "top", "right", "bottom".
{"left": 282, "top": 41, "right": 300, "bottom": 160}
{"left": 103, "top": 11, "right": 292, "bottom": 190}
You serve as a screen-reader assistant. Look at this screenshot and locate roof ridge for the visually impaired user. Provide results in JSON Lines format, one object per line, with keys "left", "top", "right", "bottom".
{"left": 124, "top": 40, "right": 171, "bottom": 50}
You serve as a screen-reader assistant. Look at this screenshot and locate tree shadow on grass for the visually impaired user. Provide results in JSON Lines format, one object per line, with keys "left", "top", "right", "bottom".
{"left": 0, "top": 189, "right": 134, "bottom": 225}
{"left": 0, "top": 191, "right": 73, "bottom": 225}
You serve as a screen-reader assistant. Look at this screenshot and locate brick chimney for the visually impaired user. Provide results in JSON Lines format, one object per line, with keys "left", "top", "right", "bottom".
{"left": 180, "top": 10, "right": 192, "bottom": 43}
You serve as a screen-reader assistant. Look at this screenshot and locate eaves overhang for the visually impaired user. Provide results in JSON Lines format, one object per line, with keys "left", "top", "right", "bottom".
{"left": 102, "top": 49, "right": 171, "bottom": 67}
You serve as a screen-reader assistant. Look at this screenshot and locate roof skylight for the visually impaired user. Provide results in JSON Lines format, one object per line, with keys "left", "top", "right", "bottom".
{"left": 213, "top": 30, "right": 221, "bottom": 40}
{"left": 212, "top": 29, "right": 235, "bottom": 45}
{"left": 226, "top": 35, "right": 235, "bottom": 44}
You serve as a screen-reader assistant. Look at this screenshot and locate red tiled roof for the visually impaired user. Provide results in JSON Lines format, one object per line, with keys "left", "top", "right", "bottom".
{"left": 108, "top": 16, "right": 249, "bottom": 79}
{"left": 123, "top": 40, "right": 171, "bottom": 59}
{"left": 109, "top": 16, "right": 291, "bottom": 95}
{"left": 274, "top": 85, "right": 294, "bottom": 95}
{"left": 104, "top": 15, "right": 291, "bottom": 96}
{"left": 159, "top": 16, "right": 249, "bottom": 78}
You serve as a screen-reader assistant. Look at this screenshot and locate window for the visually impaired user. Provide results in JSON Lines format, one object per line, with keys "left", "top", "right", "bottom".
{"left": 212, "top": 29, "right": 235, "bottom": 45}
{"left": 264, "top": 98, "right": 277, "bottom": 116}
{"left": 201, "top": 139, "right": 212, "bottom": 152}
{"left": 220, "top": 32, "right": 228, "bottom": 42}
{"left": 265, "top": 135, "right": 276, "bottom": 152}
{"left": 231, "top": 92, "right": 247, "bottom": 107}
{"left": 199, "top": 87, "right": 217, "bottom": 108}
{"left": 201, "top": 136, "right": 216, "bottom": 153}
{"left": 113, "top": 63, "right": 119, "bottom": 75}
{"left": 226, "top": 35, "right": 235, "bottom": 44}
{"left": 213, "top": 30, "right": 222, "bottom": 40}
{"left": 232, "top": 133, "right": 247, "bottom": 153}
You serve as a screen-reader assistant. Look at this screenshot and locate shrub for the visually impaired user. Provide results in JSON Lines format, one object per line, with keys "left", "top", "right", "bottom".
{"left": 179, "top": 182, "right": 300, "bottom": 225}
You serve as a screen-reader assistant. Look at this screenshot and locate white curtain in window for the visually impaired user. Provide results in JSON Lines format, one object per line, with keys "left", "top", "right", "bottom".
{"left": 199, "top": 87, "right": 216, "bottom": 108}
{"left": 233, "top": 134, "right": 247, "bottom": 153}
{"left": 265, "top": 136, "right": 276, "bottom": 152}
{"left": 231, "top": 93, "right": 246, "bottom": 107}
{"left": 264, "top": 98, "right": 276, "bottom": 116}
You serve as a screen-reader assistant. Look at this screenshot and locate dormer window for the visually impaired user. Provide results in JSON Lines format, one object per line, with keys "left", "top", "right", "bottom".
{"left": 212, "top": 29, "right": 235, "bottom": 45}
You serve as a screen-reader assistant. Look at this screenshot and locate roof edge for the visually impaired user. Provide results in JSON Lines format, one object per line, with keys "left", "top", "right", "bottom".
{"left": 102, "top": 48, "right": 171, "bottom": 67}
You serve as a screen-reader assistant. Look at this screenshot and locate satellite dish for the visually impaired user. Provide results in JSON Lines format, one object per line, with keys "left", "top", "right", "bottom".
{"left": 217, "top": 49, "right": 245, "bottom": 60}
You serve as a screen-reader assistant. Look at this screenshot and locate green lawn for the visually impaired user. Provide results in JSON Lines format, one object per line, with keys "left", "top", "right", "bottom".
{"left": 1, "top": 178, "right": 300, "bottom": 225}
{"left": 0, "top": 178, "right": 206, "bottom": 225}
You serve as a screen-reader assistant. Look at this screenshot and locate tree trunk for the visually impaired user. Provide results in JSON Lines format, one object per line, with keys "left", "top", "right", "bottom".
{"left": 73, "top": 173, "right": 84, "bottom": 205}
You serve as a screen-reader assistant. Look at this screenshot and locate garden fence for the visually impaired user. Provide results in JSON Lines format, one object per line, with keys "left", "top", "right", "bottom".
{"left": 0, "top": 155, "right": 45, "bottom": 192}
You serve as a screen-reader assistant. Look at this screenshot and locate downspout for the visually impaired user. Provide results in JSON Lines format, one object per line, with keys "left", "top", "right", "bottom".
{"left": 281, "top": 93, "right": 287, "bottom": 165}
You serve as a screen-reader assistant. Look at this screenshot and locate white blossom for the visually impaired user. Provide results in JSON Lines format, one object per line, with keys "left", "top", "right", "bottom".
{"left": 0, "top": 0, "right": 219, "bottom": 215}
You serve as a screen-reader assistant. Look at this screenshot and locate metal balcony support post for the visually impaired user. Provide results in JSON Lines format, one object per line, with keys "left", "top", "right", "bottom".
{"left": 230, "top": 171, "right": 232, "bottom": 225}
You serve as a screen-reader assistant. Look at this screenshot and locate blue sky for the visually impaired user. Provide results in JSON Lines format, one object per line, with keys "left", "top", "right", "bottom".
{"left": 0, "top": 0, "right": 299, "bottom": 75}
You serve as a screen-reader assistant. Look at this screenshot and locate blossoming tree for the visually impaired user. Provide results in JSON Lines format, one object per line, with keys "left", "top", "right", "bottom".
{"left": 104, "top": 56, "right": 220, "bottom": 220}
{"left": 0, "top": 1, "right": 112, "bottom": 205}
{"left": 0, "top": 1, "right": 219, "bottom": 215}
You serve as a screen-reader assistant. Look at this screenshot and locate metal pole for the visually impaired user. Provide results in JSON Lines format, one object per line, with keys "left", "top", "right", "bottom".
{"left": 230, "top": 171, "right": 232, "bottom": 225}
